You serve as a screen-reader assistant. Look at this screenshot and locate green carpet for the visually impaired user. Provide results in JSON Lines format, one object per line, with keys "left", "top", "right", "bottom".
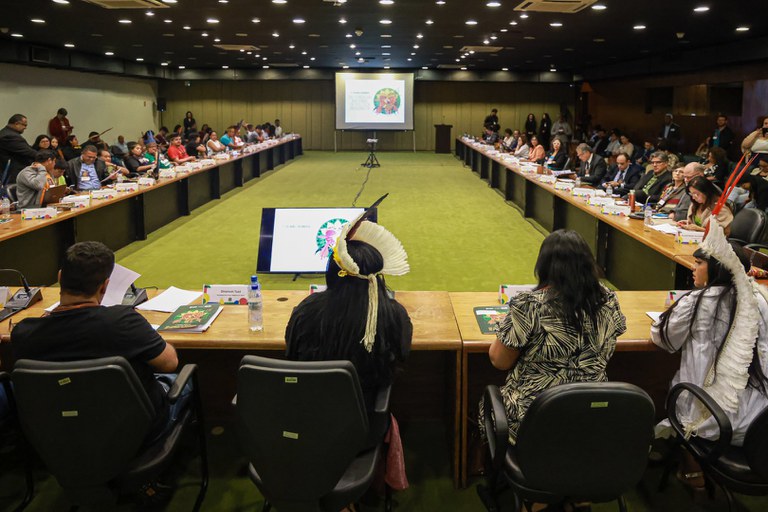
{"left": 115, "top": 151, "right": 544, "bottom": 291}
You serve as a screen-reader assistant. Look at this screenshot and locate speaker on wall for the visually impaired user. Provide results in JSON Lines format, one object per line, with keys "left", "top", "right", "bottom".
{"left": 156, "top": 97, "right": 166, "bottom": 112}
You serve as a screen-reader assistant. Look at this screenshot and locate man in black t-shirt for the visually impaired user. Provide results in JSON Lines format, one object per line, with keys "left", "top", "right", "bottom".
{"left": 11, "top": 241, "right": 180, "bottom": 443}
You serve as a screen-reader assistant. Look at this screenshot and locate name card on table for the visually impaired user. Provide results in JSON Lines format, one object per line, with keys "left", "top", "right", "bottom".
{"left": 22, "top": 207, "right": 57, "bottom": 220}
{"left": 601, "top": 204, "right": 631, "bottom": 216}
{"left": 572, "top": 187, "right": 599, "bottom": 197}
{"left": 499, "top": 284, "right": 536, "bottom": 304}
{"left": 554, "top": 180, "right": 575, "bottom": 191}
{"left": 0, "top": 287, "right": 9, "bottom": 308}
{"left": 115, "top": 182, "right": 139, "bottom": 193}
{"left": 202, "top": 284, "right": 249, "bottom": 305}
{"left": 90, "top": 189, "right": 115, "bottom": 200}
{"left": 588, "top": 196, "right": 615, "bottom": 207}
{"left": 309, "top": 284, "right": 327, "bottom": 294}
{"left": 174, "top": 164, "right": 192, "bottom": 174}
{"left": 537, "top": 175, "right": 557, "bottom": 185}
{"left": 677, "top": 229, "right": 704, "bottom": 245}
{"left": 159, "top": 169, "right": 176, "bottom": 179}
{"left": 519, "top": 162, "right": 539, "bottom": 174}
{"left": 138, "top": 177, "right": 156, "bottom": 187}
{"left": 61, "top": 195, "right": 90, "bottom": 208}
{"left": 199, "top": 159, "right": 216, "bottom": 166}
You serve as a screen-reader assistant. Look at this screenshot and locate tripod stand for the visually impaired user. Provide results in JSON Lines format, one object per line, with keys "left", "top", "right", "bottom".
{"left": 362, "top": 138, "right": 381, "bottom": 168}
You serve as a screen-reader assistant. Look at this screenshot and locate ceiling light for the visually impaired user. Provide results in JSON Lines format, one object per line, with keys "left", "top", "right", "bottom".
{"left": 593, "top": 38, "right": 605, "bottom": 42}
{"left": 465, "top": 19, "right": 477, "bottom": 25}
{"left": 214, "top": 38, "right": 221, "bottom": 42}
{"left": 413, "top": 44, "right": 419, "bottom": 48}
{"left": 104, "top": 51, "right": 114, "bottom": 56}
{"left": 523, "top": 35, "right": 535, "bottom": 40}
{"left": 164, "top": 19, "right": 172, "bottom": 23}
{"left": 289, "top": 44, "right": 295, "bottom": 49}
{"left": 460, "top": 66, "right": 467, "bottom": 70}
{"left": 207, "top": 18, "right": 219, "bottom": 23}
{"left": 201, "top": 32, "right": 208, "bottom": 37}
{"left": 381, "top": 34, "right": 392, "bottom": 37}
{"left": 436, "top": 0, "right": 445, "bottom": 4}
{"left": 263, "top": 65, "right": 270, "bottom": 69}
{"left": 163, "top": 0, "right": 177, "bottom": 3}
{"left": 591, "top": 3, "right": 607, "bottom": 10}
{"left": 381, "top": 44, "right": 391, "bottom": 48}
{"left": 520, "top": 13, "right": 529, "bottom": 19}
{"left": 251, "top": 18, "right": 260, "bottom": 23}
{"left": 483, "top": 39, "right": 489, "bottom": 44}
{"left": 422, "top": 66, "right": 428, "bottom": 69}
{"left": 10, "top": 33, "right": 23, "bottom": 38}
{"left": 633, "top": 24, "right": 646, "bottom": 30}
{"left": 222, "top": 65, "right": 229, "bottom": 69}
{"left": 339, "top": 18, "right": 347, "bottom": 24}
{"left": 380, "top": 19, "right": 392, "bottom": 24}
{"left": 355, "top": 51, "right": 361, "bottom": 56}
{"left": 303, "top": 65, "right": 309, "bottom": 69}
{"left": 380, "top": 0, "right": 394, "bottom": 4}
{"left": 52, "top": 0, "right": 69, "bottom": 3}
{"left": 346, "top": 33, "right": 353, "bottom": 38}
{"left": 550, "top": 67, "right": 557, "bottom": 72}
{"left": 301, "top": 51, "right": 307, "bottom": 55}
{"left": 411, "top": 52, "right": 416, "bottom": 55}
{"left": 407, "top": 58, "right": 412, "bottom": 61}
{"left": 161, "top": 62, "right": 168, "bottom": 66}
{"left": 31, "top": 18, "right": 45, "bottom": 23}
{"left": 310, "top": 57, "right": 315, "bottom": 60}
{"left": 487, "top": 1, "right": 501, "bottom": 6}
{"left": 502, "top": 67, "right": 508, "bottom": 71}
{"left": 500, "top": 28, "right": 507, "bottom": 32}
{"left": 136, "top": 57, "right": 144, "bottom": 61}
{"left": 426, "top": 19, "right": 434, "bottom": 25}
{"left": 219, "top": 0, "right": 228, "bottom": 3}
{"left": 272, "top": 31, "right": 279, "bottom": 37}
{"left": 693, "top": 6, "right": 709, "bottom": 12}
{"left": 509, "top": 21, "right": 517, "bottom": 25}
{"left": 183, "top": 25, "right": 191, "bottom": 30}
{"left": 468, "top": 50, "right": 475, "bottom": 54}
{"left": 384, "top": 66, "right": 390, "bottom": 69}
{"left": 736, "top": 26, "right": 750, "bottom": 32}
{"left": 358, "top": 57, "right": 365, "bottom": 62}
{"left": 272, "top": 0, "right": 287, "bottom": 3}
{"left": 119, "top": 19, "right": 132, "bottom": 24}
{"left": 343, "top": 65, "right": 349, "bottom": 69}
{"left": 490, "top": 35, "right": 497, "bottom": 39}
{"left": 64, "top": 42, "right": 75, "bottom": 47}
{"left": 350, "top": 44, "right": 356, "bottom": 48}
{"left": 550, "top": 22, "right": 562, "bottom": 27}
{"left": 417, "top": 33, "right": 424, "bottom": 38}
{"left": 145, "top": 11, "right": 154, "bottom": 16}
{"left": 382, "top": 52, "right": 390, "bottom": 55}
{"left": 293, "top": 18, "right": 305, "bottom": 24}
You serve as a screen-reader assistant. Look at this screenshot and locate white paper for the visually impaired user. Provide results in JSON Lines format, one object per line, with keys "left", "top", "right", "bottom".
{"left": 101, "top": 264, "right": 141, "bottom": 307}
{"left": 651, "top": 223, "right": 679, "bottom": 235}
{"left": 45, "top": 301, "right": 60, "bottom": 312}
{"left": 646, "top": 311, "right": 663, "bottom": 323}
{"left": 136, "top": 286, "right": 202, "bottom": 313}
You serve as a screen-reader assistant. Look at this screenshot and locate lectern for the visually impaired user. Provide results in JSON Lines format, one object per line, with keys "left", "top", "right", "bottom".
{"left": 434, "top": 124, "right": 453, "bottom": 154}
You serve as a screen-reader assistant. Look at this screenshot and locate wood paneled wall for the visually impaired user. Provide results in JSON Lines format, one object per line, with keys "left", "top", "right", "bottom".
{"left": 159, "top": 80, "right": 573, "bottom": 151}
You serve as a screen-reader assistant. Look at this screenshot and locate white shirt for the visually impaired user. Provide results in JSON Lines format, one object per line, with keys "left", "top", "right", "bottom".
{"left": 651, "top": 286, "right": 768, "bottom": 445}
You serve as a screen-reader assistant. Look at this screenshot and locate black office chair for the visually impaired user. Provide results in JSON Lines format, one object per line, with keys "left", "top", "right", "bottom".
{"left": 6, "top": 184, "right": 18, "bottom": 203}
{"left": 236, "top": 355, "right": 389, "bottom": 512}
{"left": 0, "top": 372, "right": 34, "bottom": 512}
{"left": 729, "top": 208, "right": 768, "bottom": 246}
{"left": 477, "top": 382, "right": 655, "bottom": 512}
{"left": 663, "top": 382, "right": 768, "bottom": 511}
{"left": 11, "top": 357, "right": 208, "bottom": 510}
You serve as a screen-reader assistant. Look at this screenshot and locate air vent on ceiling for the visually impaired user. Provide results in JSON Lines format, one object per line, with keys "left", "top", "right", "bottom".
{"left": 213, "top": 44, "right": 260, "bottom": 51}
{"left": 514, "top": 0, "right": 597, "bottom": 13}
{"left": 82, "top": 0, "right": 168, "bottom": 8}
{"left": 460, "top": 46, "right": 503, "bottom": 53}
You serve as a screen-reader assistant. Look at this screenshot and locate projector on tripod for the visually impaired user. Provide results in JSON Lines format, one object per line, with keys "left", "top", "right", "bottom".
{"left": 362, "top": 138, "right": 380, "bottom": 168}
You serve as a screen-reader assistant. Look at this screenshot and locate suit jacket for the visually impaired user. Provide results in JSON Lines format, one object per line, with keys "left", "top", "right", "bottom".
{"left": 578, "top": 154, "right": 607, "bottom": 186}
{"left": 658, "top": 122, "right": 682, "bottom": 151}
{"left": 65, "top": 157, "right": 109, "bottom": 190}
{"left": 591, "top": 136, "right": 608, "bottom": 156}
{"left": 0, "top": 126, "right": 38, "bottom": 184}
{"left": 633, "top": 169, "right": 673, "bottom": 204}
{"left": 605, "top": 163, "right": 643, "bottom": 195}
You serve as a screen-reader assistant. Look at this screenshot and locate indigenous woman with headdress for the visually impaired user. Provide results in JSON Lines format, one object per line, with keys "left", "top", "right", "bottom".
{"left": 285, "top": 211, "right": 413, "bottom": 413}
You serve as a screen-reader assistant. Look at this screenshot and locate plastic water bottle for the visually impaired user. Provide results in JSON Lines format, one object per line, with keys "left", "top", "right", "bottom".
{"left": 644, "top": 204, "right": 653, "bottom": 231}
{"left": 575, "top": 176, "right": 581, "bottom": 187}
{"left": 0, "top": 196, "right": 10, "bottom": 219}
{"left": 605, "top": 183, "right": 613, "bottom": 196}
{"left": 248, "top": 275, "right": 263, "bottom": 331}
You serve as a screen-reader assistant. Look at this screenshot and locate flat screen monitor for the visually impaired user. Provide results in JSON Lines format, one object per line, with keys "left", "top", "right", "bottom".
{"left": 257, "top": 207, "right": 377, "bottom": 273}
{"left": 335, "top": 72, "right": 415, "bottom": 130}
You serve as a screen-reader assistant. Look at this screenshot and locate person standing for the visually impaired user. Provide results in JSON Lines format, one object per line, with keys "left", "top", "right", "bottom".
{"left": 658, "top": 113, "right": 682, "bottom": 153}
{"left": 538, "top": 113, "right": 552, "bottom": 149}
{"left": 484, "top": 109, "right": 499, "bottom": 133}
{"left": 0, "top": 114, "right": 37, "bottom": 185}
{"left": 707, "top": 114, "right": 735, "bottom": 158}
{"left": 48, "top": 107, "right": 73, "bottom": 146}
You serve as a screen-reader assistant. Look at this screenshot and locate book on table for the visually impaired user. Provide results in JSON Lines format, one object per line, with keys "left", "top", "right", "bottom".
{"left": 158, "top": 303, "right": 223, "bottom": 333}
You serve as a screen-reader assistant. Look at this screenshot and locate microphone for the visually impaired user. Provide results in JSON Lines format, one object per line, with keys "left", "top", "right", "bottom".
{"left": 0, "top": 268, "right": 43, "bottom": 322}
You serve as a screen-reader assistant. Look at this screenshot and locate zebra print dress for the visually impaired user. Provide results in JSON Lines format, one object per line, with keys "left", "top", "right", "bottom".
{"left": 484, "top": 286, "right": 626, "bottom": 444}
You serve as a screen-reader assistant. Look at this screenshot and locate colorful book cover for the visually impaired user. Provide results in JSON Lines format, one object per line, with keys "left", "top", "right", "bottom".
{"left": 158, "top": 303, "right": 222, "bottom": 332}
{"left": 473, "top": 305, "right": 509, "bottom": 335}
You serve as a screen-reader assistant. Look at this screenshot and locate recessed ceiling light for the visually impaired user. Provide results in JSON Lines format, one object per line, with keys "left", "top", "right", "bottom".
{"left": 183, "top": 25, "right": 191, "bottom": 30}
{"left": 162, "top": 33, "right": 174, "bottom": 37}
{"left": 633, "top": 24, "right": 646, "bottom": 30}
{"left": 468, "top": 50, "right": 475, "bottom": 54}
{"left": 178, "top": 65, "right": 185, "bottom": 69}
{"left": 426, "top": 19, "right": 434, "bottom": 25}
{"left": 465, "top": 19, "right": 478, "bottom": 25}
{"left": 410, "top": 52, "right": 416, "bottom": 55}
{"left": 289, "top": 44, "right": 295, "bottom": 49}
{"left": 30, "top": 18, "right": 45, "bottom": 23}
{"left": 436, "top": 0, "right": 445, "bottom": 4}
{"left": 219, "top": 0, "right": 228, "bottom": 3}
{"left": 10, "top": 33, "right": 23, "bottom": 38}
{"left": 342, "top": 65, "right": 349, "bottom": 69}
{"left": 519, "top": 13, "right": 528, "bottom": 19}
{"left": 251, "top": 18, "right": 261, "bottom": 23}
{"left": 161, "top": 62, "right": 168, "bottom": 66}
{"left": 293, "top": 18, "right": 305, "bottom": 24}
{"left": 407, "top": 58, "right": 412, "bottom": 61}
{"left": 163, "top": 0, "right": 177, "bottom": 3}
{"left": 381, "top": 34, "right": 392, "bottom": 37}
{"left": 413, "top": 44, "right": 419, "bottom": 48}
{"left": 384, "top": 66, "right": 390, "bottom": 69}
{"left": 591, "top": 3, "right": 607, "bottom": 10}
{"left": 487, "top": 1, "right": 501, "bottom": 6}
{"left": 380, "top": 19, "right": 392, "bottom": 24}
{"left": 380, "top": 0, "right": 394, "bottom": 4}
{"left": 145, "top": 10, "right": 154, "bottom": 16}
{"left": 382, "top": 52, "right": 390, "bottom": 55}
{"left": 222, "top": 65, "right": 229, "bottom": 69}
{"left": 381, "top": 44, "right": 391, "bottom": 48}
{"left": 509, "top": 20, "right": 518, "bottom": 25}
{"left": 339, "top": 17, "right": 347, "bottom": 24}
{"left": 263, "top": 57, "right": 268, "bottom": 60}
{"left": 104, "top": 51, "right": 114, "bottom": 56}
{"left": 119, "top": 19, "right": 132, "bottom": 24}
{"left": 593, "top": 37, "right": 605, "bottom": 42}
{"left": 736, "top": 25, "right": 750, "bottom": 31}
{"left": 201, "top": 32, "right": 208, "bottom": 37}
{"left": 164, "top": 19, "right": 172, "bottom": 23}
{"left": 207, "top": 18, "right": 219, "bottom": 23}
{"left": 422, "top": 66, "right": 428, "bottom": 69}
{"left": 136, "top": 57, "right": 144, "bottom": 61}
{"left": 523, "top": 36, "right": 535, "bottom": 40}
{"left": 550, "top": 67, "right": 557, "bottom": 72}
{"left": 349, "top": 44, "right": 356, "bottom": 48}
{"left": 490, "top": 35, "right": 497, "bottom": 40}
{"left": 417, "top": 33, "right": 424, "bottom": 38}
{"left": 460, "top": 66, "right": 467, "bottom": 70}
{"left": 236, "top": 33, "right": 248, "bottom": 37}
{"left": 52, "top": 0, "right": 69, "bottom": 3}
{"left": 213, "top": 38, "right": 221, "bottom": 42}
{"left": 272, "top": 0, "right": 287, "bottom": 3}
{"left": 693, "top": 6, "right": 709, "bottom": 12}
{"left": 346, "top": 33, "right": 353, "bottom": 38}
{"left": 263, "top": 65, "right": 270, "bottom": 68}
{"left": 550, "top": 22, "right": 562, "bottom": 27}
{"left": 272, "top": 31, "right": 279, "bottom": 37}
{"left": 64, "top": 43, "right": 75, "bottom": 48}
{"left": 501, "top": 67, "right": 508, "bottom": 71}
{"left": 310, "top": 57, "right": 315, "bottom": 60}
{"left": 500, "top": 28, "right": 507, "bottom": 32}
{"left": 355, "top": 51, "right": 361, "bottom": 56}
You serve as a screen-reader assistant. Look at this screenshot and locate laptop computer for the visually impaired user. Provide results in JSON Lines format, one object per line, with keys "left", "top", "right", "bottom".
{"left": 42, "top": 184, "right": 68, "bottom": 205}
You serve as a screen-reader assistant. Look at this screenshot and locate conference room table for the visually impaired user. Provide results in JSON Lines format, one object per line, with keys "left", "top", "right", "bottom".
{"left": 0, "top": 136, "right": 303, "bottom": 287}
{"left": 455, "top": 138, "right": 697, "bottom": 290}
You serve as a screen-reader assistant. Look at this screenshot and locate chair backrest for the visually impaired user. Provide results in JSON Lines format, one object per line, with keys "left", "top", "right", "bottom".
{"left": 744, "top": 405, "right": 768, "bottom": 479}
{"left": 515, "top": 382, "right": 654, "bottom": 500}
{"left": 6, "top": 183, "right": 17, "bottom": 203}
{"left": 236, "top": 355, "right": 369, "bottom": 508}
{"left": 11, "top": 357, "right": 155, "bottom": 490}
{"left": 729, "top": 208, "right": 768, "bottom": 245}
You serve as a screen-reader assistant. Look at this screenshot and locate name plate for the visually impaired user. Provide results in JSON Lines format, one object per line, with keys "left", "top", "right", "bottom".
{"left": 199, "top": 159, "right": 216, "bottom": 166}
{"left": 309, "top": 284, "right": 328, "bottom": 294}
{"left": 90, "top": 189, "right": 115, "bottom": 200}
{"left": 174, "top": 165, "right": 192, "bottom": 174}
{"left": 537, "top": 175, "right": 557, "bottom": 185}
{"left": 62, "top": 195, "right": 90, "bottom": 208}
{"left": 519, "top": 163, "right": 538, "bottom": 174}
{"left": 572, "top": 187, "right": 598, "bottom": 197}
{"left": 554, "top": 181, "right": 575, "bottom": 191}
{"left": 499, "top": 284, "right": 536, "bottom": 304}
{"left": 677, "top": 230, "right": 704, "bottom": 244}
{"left": 22, "top": 207, "right": 58, "bottom": 220}
{"left": 202, "top": 284, "right": 249, "bottom": 305}
{"left": 588, "top": 196, "right": 615, "bottom": 207}
{"left": 159, "top": 169, "right": 176, "bottom": 179}
{"left": 115, "top": 182, "right": 139, "bottom": 193}
{"left": 601, "top": 204, "right": 631, "bottom": 216}
{"left": 138, "top": 177, "right": 156, "bottom": 187}
{"left": 213, "top": 153, "right": 230, "bottom": 161}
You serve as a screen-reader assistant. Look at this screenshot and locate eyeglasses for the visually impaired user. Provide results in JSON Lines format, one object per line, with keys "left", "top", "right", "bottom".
{"left": 650, "top": 160, "right": 663, "bottom": 165}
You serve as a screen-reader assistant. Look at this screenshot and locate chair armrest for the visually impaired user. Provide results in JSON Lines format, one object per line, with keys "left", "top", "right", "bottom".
{"left": 745, "top": 243, "right": 768, "bottom": 251}
{"left": 666, "top": 382, "right": 732, "bottom": 461}
{"left": 482, "top": 385, "right": 509, "bottom": 471}
{"left": 374, "top": 383, "right": 392, "bottom": 416}
{"left": 729, "top": 238, "right": 748, "bottom": 247}
{"left": 167, "top": 364, "right": 197, "bottom": 404}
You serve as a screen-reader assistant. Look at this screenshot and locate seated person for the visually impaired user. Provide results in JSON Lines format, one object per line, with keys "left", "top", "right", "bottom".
{"left": 604, "top": 129, "right": 620, "bottom": 156}
{"left": 64, "top": 145, "right": 111, "bottom": 191}
{"left": 219, "top": 126, "right": 244, "bottom": 150}
{"left": 15, "top": 149, "right": 63, "bottom": 208}
{"left": 285, "top": 216, "right": 412, "bottom": 413}
{"left": 615, "top": 133, "right": 634, "bottom": 159}
{"left": 591, "top": 127, "right": 608, "bottom": 156}
{"left": 500, "top": 128, "right": 516, "bottom": 151}
{"left": 575, "top": 143, "right": 607, "bottom": 185}
{"left": 206, "top": 131, "right": 227, "bottom": 155}
{"left": 166, "top": 134, "right": 196, "bottom": 165}
{"left": 32, "top": 134, "right": 51, "bottom": 151}
{"left": 10, "top": 241, "right": 185, "bottom": 447}
{"left": 98, "top": 149, "right": 131, "bottom": 179}
{"left": 655, "top": 167, "right": 687, "bottom": 214}
{"left": 480, "top": 229, "right": 626, "bottom": 445}
{"left": 633, "top": 151, "right": 673, "bottom": 204}
{"left": 61, "top": 134, "right": 81, "bottom": 162}
{"left": 677, "top": 175, "right": 734, "bottom": 235}
{"left": 481, "top": 125, "right": 499, "bottom": 145}
{"left": 245, "top": 124, "right": 262, "bottom": 144}
{"left": 124, "top": 142, "right": 155, "bottom": 175}
{"left": 602, "top": 152, "right": 642, "bottom": 196}
{"left": 635, "top": 139, "right": 655, "bottom": 166}
{"left": 670, "top": 162, "right": 706, "bottom": 221}
{"left": 144, "top": 141, "right": 173, "bottom": 171}
{"left": 184, "top": 134, "right": 207, "bottom": 159}
{"left": 527, "top": 135, "right": 545, "bottom": 164}
{"left": 652, "top": 236, "right": 768, "bottom": 486}
{"left": 704, "top": 146, "right": 730, "bottom": 188}
{"left": 513, "top": 136, "right": 529, "bottom": 160}
{"left": 543, "top": 138, "right": 567, "bottom": 170}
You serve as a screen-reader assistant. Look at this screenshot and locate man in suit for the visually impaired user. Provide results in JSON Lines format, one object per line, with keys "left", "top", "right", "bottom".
{"left": 65, "top": 145, "right": 112, "bottom": 191}
{"left": 669, "top": 162, "right": 706, "bottom": 221}
{"left": 658, "top": 113, "right": 682, "bottom": 153}
{"left": 707, "top": 114, "right": 735, "bottom": 158}
{"left": 601, "top": 152, "right": 643, "bottom": 196}
{"left": 633, "top": 151, "right": 673, "bottom": 204}
{"left": 591, "top": 127, "right": 609, "bottom": 156}
{"left": 0, "top": 114, "right": 38, "bottom": 185}
{"left": 576, "top": 143, "right": 607, "bottom": 186}
{"left": 483, "top": 109, "right": 499, "bottom": 133}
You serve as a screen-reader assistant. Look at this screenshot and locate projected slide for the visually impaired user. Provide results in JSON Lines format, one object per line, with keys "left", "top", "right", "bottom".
{"left": 336, "top": 72, "right": 414, "bottom": 130}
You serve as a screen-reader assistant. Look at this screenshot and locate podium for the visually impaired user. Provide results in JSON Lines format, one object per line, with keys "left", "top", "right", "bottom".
{"left": 434, "top": 124, "right": 453, "bottom": 154}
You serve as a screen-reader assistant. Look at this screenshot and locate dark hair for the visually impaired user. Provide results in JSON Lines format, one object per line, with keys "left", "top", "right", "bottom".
{"left": 88, "top": 131, "right": 99, "bottom": 139}
{"left": 173, "top": 124, "right": 182, "bottom": 133}
{"left": 708, "top": 146, "right": 729, "bottom": 170}
{"left": 80, "top": 145, "right": 97, "bottom": 155}
{"left": 66, "top": 134, "right": 78, "bottom": 144}
{"left": 534, "top": 230, "right": 607, "bottom": 330}
{"left": 60, "top": 241, "right": 115, "bottom": 296}
{"left": 127, "top": 141, "right": 140, "bottom": 152}
{"left": 7, "top": 114, "right": 25, "bottom": 125}
{"left": 54, "top": 159, "right": 67, "bottom": 170}
{"left": 169, "top": 134, "right": 181, "bottom": 142}
{"left": 57, "top": 108, "right": 68, "bottom": 116}
{"left": 185, "top": 111, "right": 193, "bottom": 117}
{"left": 159, "top": 126, "right": 169, "bottom": 133}
{"left": 34, "top": 149, "right": 57, "bottom": 163}
{"left": 32, "top": 134, "right": 50, "bottom": 150}
{"left": 658, "top": 243, "right": 767, "bottom": 392}
{"left": 504, "top": 128, "right": 512, "bottom": 136}
{"left": 688, "top": 175, "right": 720, "bottom": 210}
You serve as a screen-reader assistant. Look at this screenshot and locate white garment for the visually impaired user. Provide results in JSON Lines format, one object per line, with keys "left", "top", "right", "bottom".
{"left": 651, "top": 286, "right": 768, "bottom": 445}
{"left": 514, "top": 143, "right": 530, "bottom": 159}
{"left": 751, "top": 138, "right": 768, "bottom": 154}
{"left": 275, "top": 126, "right": 283, "bottom": 137}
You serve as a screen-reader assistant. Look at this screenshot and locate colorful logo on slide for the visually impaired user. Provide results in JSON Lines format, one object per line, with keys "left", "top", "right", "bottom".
{"left": 315, "top": 218, "right": 348, "bottom": 261}
{"left": 373, "top": 88, "right": 401, "bottom": 115}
